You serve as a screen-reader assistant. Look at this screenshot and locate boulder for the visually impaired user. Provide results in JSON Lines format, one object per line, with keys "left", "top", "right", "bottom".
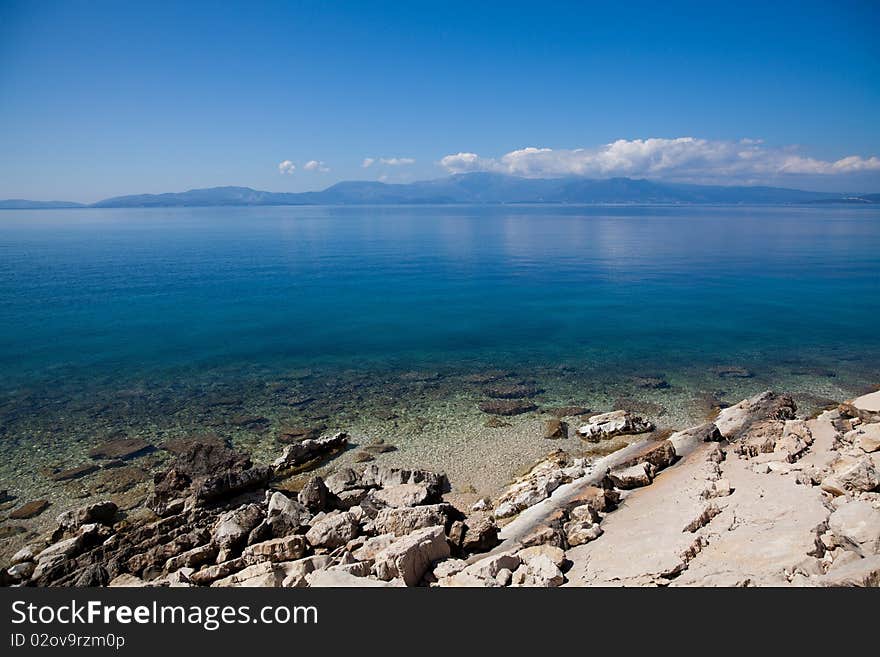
{"left": 56, "top": 500, "right": 118, "bottom": 531}
{"left": 608, "top": 462, "right": 654, "bottom": 489}
{"left": 373, "top": 526, "right": 451, "bottom": 586}
{"left": 848, "top": 423, "right": 880, "bottom": 454}
{"left": 714, "top": 391, "right": 796, "bottom": 441}
{"left": 463, "top": 552, "right": 521, "bottom": 580}
{"left": 828, "top": 501, "right": 880, "bottom": 556}
{"left": 7, "top": 561, "right": 35, "bottom": 581}
{"left": 543, "top": 419, "right": 569, "bottom": 439}
{"left": 510, "top": 554, "right": 564, "bottom": 587}
{"left": 359, "top": 464, "right": 449, "bottom": 499}
{"left": 297, "top": 476, "right": 329, "bottom": 512}
{"left": 352, "top": 534, "right": 397, "bottom": 561}
{"left": 564, "top": 520, "right": 603, "bottom": 547}
{"left": 517, "top": 544, "right": 566, "bottom": 568}
{"left": 461, "top": 515, "right": 500, "bottom": 553}
{"left": 821, "top": 455, "right": 880, "bottom": 495}
{"left": 305, "top": 512, "right": 359, "bottom": 549}
{"left": 323, "top": 468, "right": 364, "bottom": 495}
{"left": 164, "top": 543, "right": 218, "bottom": 572}
{"left": 619, "top": 439, "right": 677, "bottom": 471}
{"left": 212, "top": 504, "right": 264, "bottom": 557}
{"left": 266, "top": 491, "right": 312, "bottom": 536}
{"left": 212, "top": 562, "right": 285, "bottom": 587}
{"left": 280, "top": 555, "right": 334, "bottom": 587}
{"left": 577, "top": 410, "right": 654, "bottom": 442}
{"left": 370, "top": 483, "right": 432, "bottom": 508}
{"left": 272, "top": 433, "right": 348, "bottom": 471}
{"left": 242, "top": 535, "right": 307, "bottom": 564}
{"left": 374, "top": 504, "right": 452, "bottom": 537}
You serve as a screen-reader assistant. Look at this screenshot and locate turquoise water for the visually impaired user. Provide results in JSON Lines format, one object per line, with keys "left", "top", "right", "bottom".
{"left": 1, "top": 204, "right": 879, "bottom": 385}
{"left": 0, "top": 203, "right": 879, "bottom": 517}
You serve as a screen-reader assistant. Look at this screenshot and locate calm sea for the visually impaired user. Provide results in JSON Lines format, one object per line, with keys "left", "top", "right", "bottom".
{"left": 1, "top": 204, "right": 878, "bottom": 388}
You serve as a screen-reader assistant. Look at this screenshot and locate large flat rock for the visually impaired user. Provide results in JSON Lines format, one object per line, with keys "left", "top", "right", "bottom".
{"left": 564, "top": 443, "right": 719, "bottom": 586}
{"left": 852, "top": 390, "right": 880, "bottom": 413}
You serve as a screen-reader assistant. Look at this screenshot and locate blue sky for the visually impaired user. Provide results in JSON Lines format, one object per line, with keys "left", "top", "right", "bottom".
{"left": 1, "top": 0, "right": 878, "bottom": 201}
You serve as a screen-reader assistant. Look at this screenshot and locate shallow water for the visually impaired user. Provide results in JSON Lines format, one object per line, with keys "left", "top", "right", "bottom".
{"left": 0, "top": 204, "right": 878, "bottom": 531}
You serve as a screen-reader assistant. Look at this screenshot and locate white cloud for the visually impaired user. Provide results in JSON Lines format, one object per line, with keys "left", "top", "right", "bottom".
{"left": 303, "top": 160, "right": 330, "bottom": 172}
{"left": 278, "top": 160, "right": 296, "bottom": 174}
{"left": 362, "top": 156, "right": 415, "bottom": 168}
{"left": 438, "top": 138, "right": 880, "bottom": 181}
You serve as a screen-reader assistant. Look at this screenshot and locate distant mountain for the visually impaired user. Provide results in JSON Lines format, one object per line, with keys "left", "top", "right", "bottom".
{"left": 0, "top": 199, "right": 85, "bottom": 209}
{"left": 3, "top": 174, "right": 879, "bottom": 208}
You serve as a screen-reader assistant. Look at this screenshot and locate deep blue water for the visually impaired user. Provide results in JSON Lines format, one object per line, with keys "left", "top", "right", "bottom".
{"left": 1, "top": 204, "right": 879, "bottom": 390}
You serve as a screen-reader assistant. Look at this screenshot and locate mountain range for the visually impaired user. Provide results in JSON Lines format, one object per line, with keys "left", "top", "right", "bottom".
{"left": 2, "top": 173, "right": 879, "bottom": 208}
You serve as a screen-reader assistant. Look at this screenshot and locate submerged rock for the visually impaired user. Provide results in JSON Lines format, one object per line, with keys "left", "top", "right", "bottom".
{"left": 88, "top": 438, "right": 153, "bottom": 461}
{"left": 478, "top": 399, "right": 538, "bottom": 416}
{"left": 483, "top": 383, "right": 542, "bottom": 399}
{"left": 9, "top": 499, "right": 49, "bottom": 520}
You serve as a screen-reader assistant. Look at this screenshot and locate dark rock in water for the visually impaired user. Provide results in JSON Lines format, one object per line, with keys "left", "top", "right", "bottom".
{"left": 286, "top": 395, "right": 314, "bottom": 407}
{"left": 484, "top": 417, "right": 511, "bottom": 428}
{"left": 276, "top": 425, "right": 325, "bottom": 444}
{"left": 0, "top": 490, "right": 14, "bottom": 503}
{"left": 633, "top": 376, "right": 670, "bottom": 389}
{"left": 228, "top": 415, "right": 270, "bottom": 431}
{"left": 88, "top": 437, "right": 154, "bottom": 460}
{"left": 462, "top": 370, "right": 513, "bottom": 384}
{"left": 354, "top": 451, "right": 375, "bottom": 463}
{"left": 483, "top": 383, "right": 542, "bottom": 399}
{"left": 9, "top": 499, "right": 49, "bottom": 519}
{"left": 546, "top": 406, "right": 591, "bottom": 418}
{"left": 612, "top": 397, "right": 667, "bottom": 417}
{"left": 543, "top": 419, "right": 569, "bottom": 439}
{"left": 713, "top": 365, "right": 754, "bottom": 378}
{"left": 161, "top": 433, "right": 228, "bottom": 456}
{"left": 51, "top": 463, "right": 100, "bottom": 481}
{"left": 790, "top": 367, "right": 836, "bottom": 378}
{"left": 298, "top": 476, "right": 329, "bottom": 512}
{"left": 362, "top": 439, "right": 397, "bottom": 454}
{"left": 91, "top": 465, "right": 149, "bottom": 494}
{"left": 478, "top": 399, "right": 538, "bottom": 416}
{"left": 400, "top": 371, "right": 441, "bottom": 382}
{"left": 0, "top": 525, "right": 26, "bottom": 538}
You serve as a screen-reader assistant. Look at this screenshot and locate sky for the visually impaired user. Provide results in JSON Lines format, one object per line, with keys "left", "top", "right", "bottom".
{"left": 1, "top": 0, "right": 879, "bottom": 201}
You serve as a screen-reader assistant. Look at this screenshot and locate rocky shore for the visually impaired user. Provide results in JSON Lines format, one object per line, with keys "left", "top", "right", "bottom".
{"left": 2, "top": 387, "right": 879, "bottom": 588}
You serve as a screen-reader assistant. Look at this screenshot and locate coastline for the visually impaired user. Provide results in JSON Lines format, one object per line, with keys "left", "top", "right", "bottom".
{"left": 2, "top": 373, "right": 878, "bottom": 587}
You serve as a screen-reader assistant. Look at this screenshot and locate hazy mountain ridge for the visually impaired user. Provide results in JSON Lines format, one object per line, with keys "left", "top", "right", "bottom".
{"left": 2, "top": 173, "right": 878, "bottom": 208}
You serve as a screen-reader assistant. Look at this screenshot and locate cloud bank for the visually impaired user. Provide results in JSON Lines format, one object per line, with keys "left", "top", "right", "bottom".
{"left": 278, "top": 160, "right": 296, "bottom": 174}
{"left": 438, "top": 138, "right": 880, "bottom": 182}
